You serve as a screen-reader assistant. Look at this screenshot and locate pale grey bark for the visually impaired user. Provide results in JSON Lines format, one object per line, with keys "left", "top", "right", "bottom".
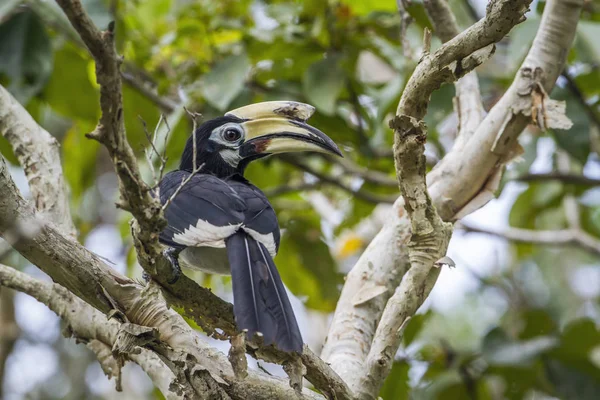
{"left": 321, "top": 0, "right": 532, "bottom": 386}
{"left": 0, "top": 85, "right": 76, "bottom": 237}
{"left": 322, "top": 0, "right": 584, "bottom": 395}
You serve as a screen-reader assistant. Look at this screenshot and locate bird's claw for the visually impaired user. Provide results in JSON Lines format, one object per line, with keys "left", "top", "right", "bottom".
{"left": 163, "top": 248, "right": 182, "bottom": 284}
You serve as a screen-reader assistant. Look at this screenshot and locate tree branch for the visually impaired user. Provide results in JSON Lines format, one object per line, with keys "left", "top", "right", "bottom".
{"left": 322, "top": 0, "right": 585, "bottom": 394}
{"left": 515, "top": 173, "right": 600, "bottom": 187}
{"left": 459, "top": 222, "right": 600, "bottom": 256}
{"left": 0, "top": 287, "right": 18, "bottom": 395}
{"left": 424, "top": 0, "right": 486, "bottom": 144}
{"left": 0, "top": 85, "right": 76, "bottom": 237}
{"left": 54, "top": 0, "right": 165, "bottom": 261}
{"left": 121, "top": 70, "right": 179, "bottom": 114}
{"left": 264, "top": 182, "right": 322, "bottom": 198}
{"left": 0, "top": 263, "right": 185, "bottom": 397}
{"left": 321, "top": 154, "right": 398, "bottom": 187}
{"left": 0, "top": 149, "right": 348, "bottom": 397}
{"left": 281, "top": 155, "right": 397, "bottom": 204}
{"left": 352, "top": 0, "right": 536, "bottom": 394}
{"left": 0, "top": 82, "right": 348, "bottom": 400}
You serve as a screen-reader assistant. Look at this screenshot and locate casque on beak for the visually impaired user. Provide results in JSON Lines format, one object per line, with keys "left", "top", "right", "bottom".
{"left": 226, "top": 101, "right": 343, "bottom": 158}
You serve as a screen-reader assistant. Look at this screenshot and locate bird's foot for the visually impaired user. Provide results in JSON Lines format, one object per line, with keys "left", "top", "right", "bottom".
{"left": 163, "top": 247, "right": 182, "bottom": 284}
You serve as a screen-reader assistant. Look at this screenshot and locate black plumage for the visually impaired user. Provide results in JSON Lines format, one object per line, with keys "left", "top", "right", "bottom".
{"left": 156, "top": 101, "right": 342, "bottom": 353}
{"left": 226, "top": 231, "right": 301, "bottom": 352}
{"left": 158, "top": 171, "right": 298, "bottom": 351}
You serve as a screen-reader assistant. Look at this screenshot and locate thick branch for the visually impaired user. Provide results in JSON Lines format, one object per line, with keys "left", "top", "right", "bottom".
{"left": 0, "top": 2, "right": 353, "bottom": 398}
{"left": 321, "top": 0, "right": 532, "bottom": 389}
{"left": 397, "top": 0, "right": 530, "bottom": 120}
{"left": 54, "top": 0, "right": 165, "bottom": 258}
{"left": 0, "top": 85, "right": 76, "bottom": 237}
{"left": 0, "top": 263, "right": 185, "bottom": 398}
{"left": 351, "top": 0, "right": 536, "bottom": 391}
{"left": 0, "top": 151, "right": 346, "bottom": 398}
{"left": 323, "top": 0, "right": 584, "bottom": 394}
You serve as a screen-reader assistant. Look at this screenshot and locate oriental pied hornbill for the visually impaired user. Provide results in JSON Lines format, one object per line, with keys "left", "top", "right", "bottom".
{"left": 157, "top": 101, "right": 342, "bottom": 353}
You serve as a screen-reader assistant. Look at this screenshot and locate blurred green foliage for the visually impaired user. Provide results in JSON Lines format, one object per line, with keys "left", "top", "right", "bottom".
{"left": 1, "top": 0, "right": 600, "bottom": 399}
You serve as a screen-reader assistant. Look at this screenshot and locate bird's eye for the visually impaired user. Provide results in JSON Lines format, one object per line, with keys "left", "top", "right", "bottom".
{"left": 223, "top": 129, "right": 241, "bottom": 142}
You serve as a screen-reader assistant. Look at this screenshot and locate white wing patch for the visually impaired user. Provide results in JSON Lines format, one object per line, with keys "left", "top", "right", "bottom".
{"left": 243, "top": 227, "right": 277, "bottom": 257}
{"left": 173, "top": 219, "right": 241, "bottom": 247}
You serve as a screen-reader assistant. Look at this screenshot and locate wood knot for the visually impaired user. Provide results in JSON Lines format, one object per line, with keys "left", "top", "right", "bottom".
{"left": 389, "top": 115, "right": 427, "bottom": 142}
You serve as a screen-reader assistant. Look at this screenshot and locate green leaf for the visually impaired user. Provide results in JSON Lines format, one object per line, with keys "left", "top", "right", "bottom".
{"left": 303, "top": 56, "right": 345, "bottom": 115}
{"left": 550, "top": 86, "right": 591, "bottom": 164}
{"left": 341, "top": 0, "right": 397, "bottom": 16}
{"left": 485, "top": 365, "right": 542, "bottom": 400}
{"left": 379, "top": 361, "right": 410, "bottom": 400}
{"left": 274, "top": 210, "right": 342, "bottom": 311}
{"left": 403, "top": 311, "right": 432, "bottom": 347}
{"left": 578, "top": 21, "right": 600, "bottom": 63}
{"left": 0, "top": 10, "right": 53, "bottom": 103}
{"left": 405, "top": 2, "right": 433, "bottom": 30}
{"left": 62, "top": 122, "right": 100, "bottom": 201}
{"left": 417, "top": 369, "right": 493, "bottom": 400}
{"left": 509, "top": 183, "right": 564, "bottom": 229}
{"left": 555, "top": 319, "right": 600, "bottom": 362}
{"left": 545, "top": 359, "right": 600, "bottom": 400}
{"left": 201, "top": 52, "right": 251, "bottom": 111}
{"left": 44, "top": 43, "right": 99, "bottom": 122}
{"left": 482, "top": 328, "right": 558, "bottom": 367}
{"left": 517, "top": 309, "right": 557, "bottom": 340}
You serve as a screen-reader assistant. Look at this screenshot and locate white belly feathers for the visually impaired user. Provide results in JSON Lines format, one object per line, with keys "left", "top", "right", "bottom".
{"left": 172, "top": 218, "right": 277, "bottom": 271}
{"left": 179, "top": 246, "right": 231, "bottom": 275}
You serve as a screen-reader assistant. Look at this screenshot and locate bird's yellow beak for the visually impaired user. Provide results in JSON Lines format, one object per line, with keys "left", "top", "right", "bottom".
{"left": 227, "top": 101, "right": 343, "bottom": 157}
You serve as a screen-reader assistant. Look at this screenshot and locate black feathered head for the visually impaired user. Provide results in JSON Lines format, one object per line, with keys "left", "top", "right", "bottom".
{"left": 179, "top": 101, "right": 342, "bottom": 177}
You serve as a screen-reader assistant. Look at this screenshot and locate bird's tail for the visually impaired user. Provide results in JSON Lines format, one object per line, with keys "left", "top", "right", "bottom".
{"left": 226, "top": 231, "right": 303, "bottom": 353}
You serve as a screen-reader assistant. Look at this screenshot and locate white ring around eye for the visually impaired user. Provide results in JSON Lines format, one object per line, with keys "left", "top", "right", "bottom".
{"left": 211, "top": 122, "right": 245, "bottom": 147}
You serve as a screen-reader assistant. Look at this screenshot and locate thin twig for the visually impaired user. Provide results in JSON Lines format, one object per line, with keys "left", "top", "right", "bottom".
{"left": 514, "top": 173, "right": 600, "bottom": 187}
{"left": 140, "top": 115, "right": 169, "bottom": 188}
{"left": 397, "top": 0, "right": 415, "bottom": 60}
{"left": 321, "top": 154, "right": 398, "bottom": 187}
{"left": 280, "top": 155, "right": 397, "bottom": 204}
{"left": 159, "top": 115, "right": 171, "bottom": 182}
{"left": 121, "top": 71, "right": 179, "bottom": 113}
{"left": 264, "top": 182, "right": 322, "bottom": 197}
{"left": 458, "top": 222, "right": 600, "bottom": 256}
{"left": 422, "top": 27, "right": 432, "bottom": 55}
{"left": 161, "top": 164, "right": 205, "bottom": 212}
{"left": 347, "top": 82, "right": 371, "bottom": 149}
{"left": 561, "top": 69, "right": 600, "bottom": 130}
{"left": 140, "top": 116, "right": 158, "bottom": 185}
{"left": 161, "top": 108, "right": 204, "bottom": 210}
{"left": 183, "top": 107, "right": 203, "bottom": 172}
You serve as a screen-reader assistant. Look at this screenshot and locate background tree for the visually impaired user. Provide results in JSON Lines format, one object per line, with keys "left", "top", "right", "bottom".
{"left": 0, "top": 0, "right": 598, "bottom": 399}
